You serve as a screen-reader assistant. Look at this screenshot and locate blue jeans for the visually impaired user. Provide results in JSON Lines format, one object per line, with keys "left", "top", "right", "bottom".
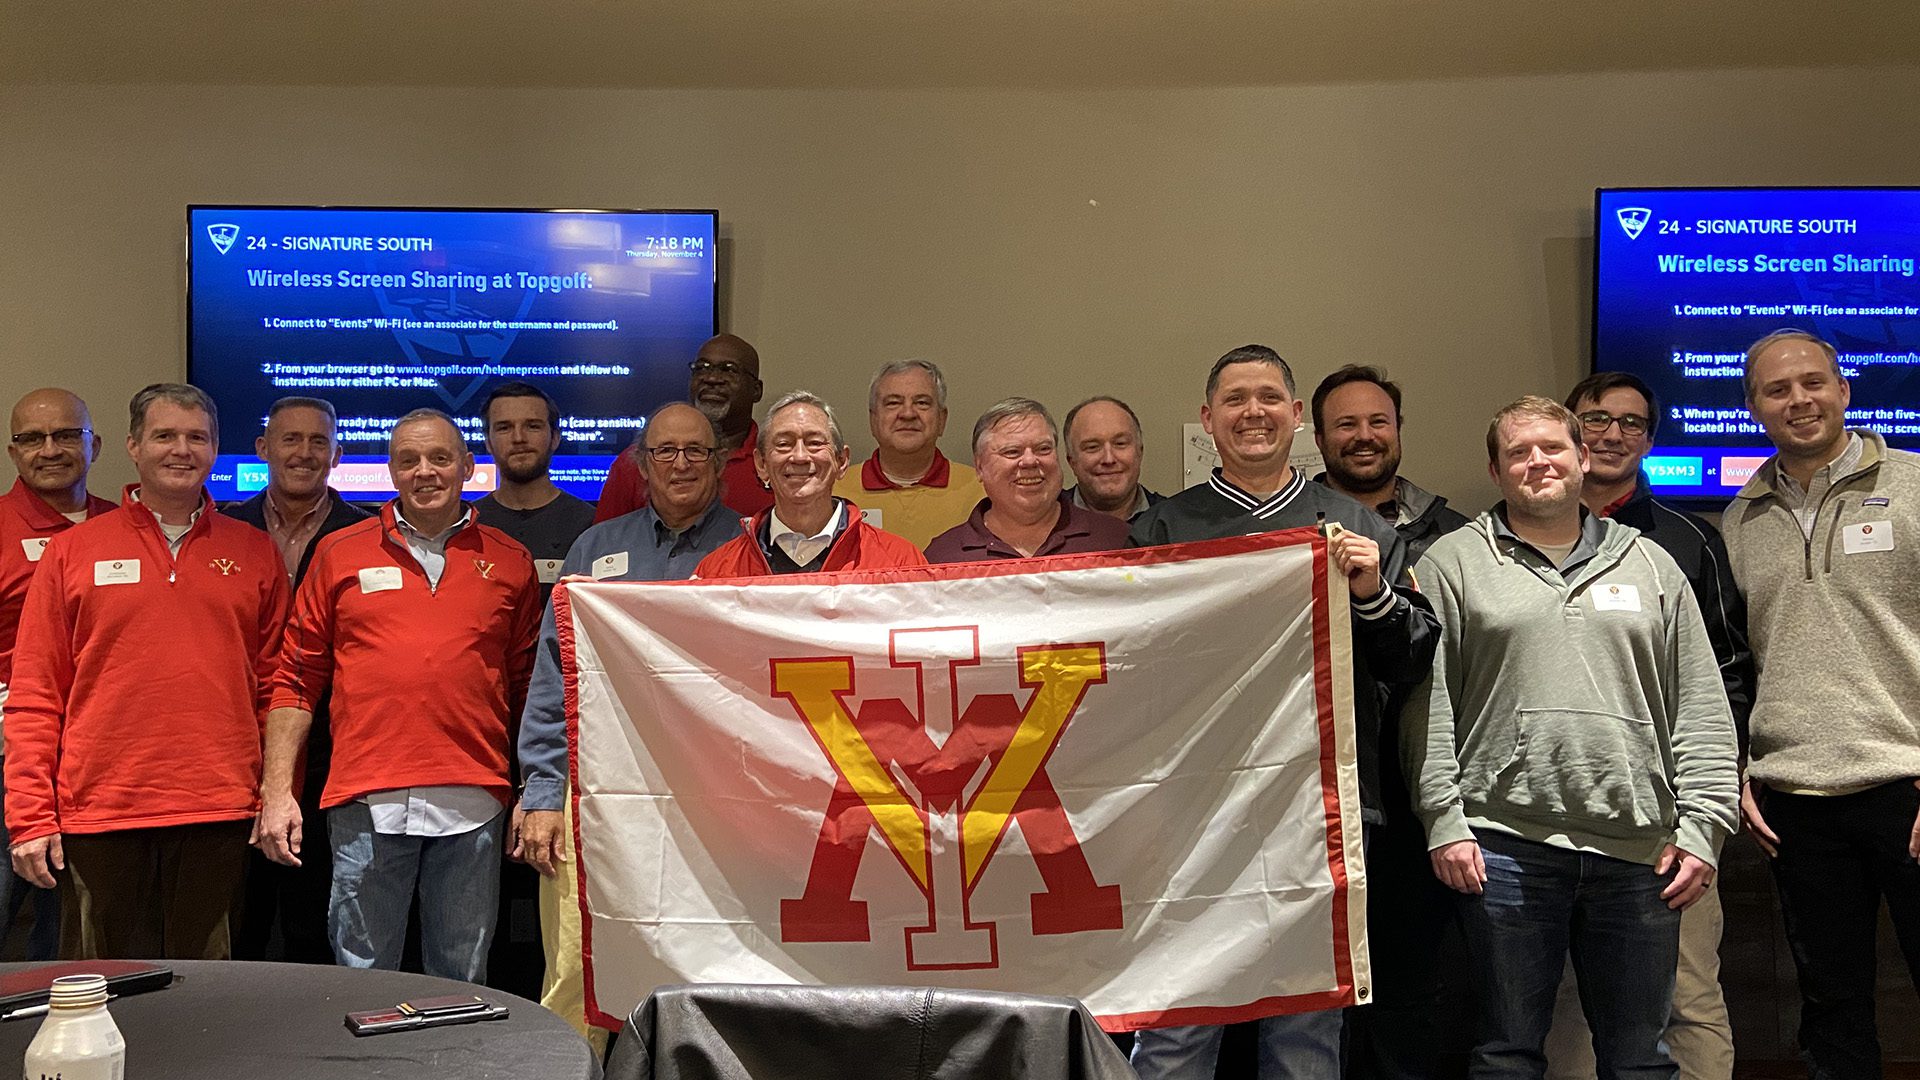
{"left": 1130, "top": 1010, "right": 1343, "bottom": 1080}
{"left": 0, "top": 767, "right": 60, "bottom": 961}
{"left": 1458, "top": 830, "right": 1680, "bottom": 1080}
{"left": 328, "top": 802, "right": 503, "bottom": 982}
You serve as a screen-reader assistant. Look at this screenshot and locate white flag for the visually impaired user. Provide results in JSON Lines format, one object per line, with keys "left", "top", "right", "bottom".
{"left": 560, "top": 529, "right": 1367, "bottom": 1032}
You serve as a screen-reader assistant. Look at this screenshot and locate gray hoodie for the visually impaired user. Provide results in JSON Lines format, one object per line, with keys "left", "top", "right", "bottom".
{"left": 1402, "top": 508, "right": 1740, "bottom": 867}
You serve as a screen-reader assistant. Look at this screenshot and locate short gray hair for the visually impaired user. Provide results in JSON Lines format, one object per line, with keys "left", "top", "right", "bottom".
{"left": 129, "top": 383, "right": 218, "bottom": 440}
{"left": 390, "top": 407, "right": 467, "bottom": 453}
{"left": 867, "top": 359, "right": 948, "bottom": 412}
{"left": 765, "top": 390, "right": 848, "bottom": 455}
{"left": 1743, "top": 329, "right": 1843, "bottom": 400}
{"left": 971, "top": 397, "right": 1058, "bottom": 456}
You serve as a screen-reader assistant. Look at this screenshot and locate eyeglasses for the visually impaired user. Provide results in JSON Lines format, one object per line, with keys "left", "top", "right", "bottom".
{"left": 1576, "top": 410, "right": 1650, "bottom": 437}
{"left": 644, "top": 445, "right": 717, "bottom": 463}
{"left": 690, "top": 360, "right": 754, "bottom": 379}
{"left": 9, "top": 428, "right": 90, "bottom": 449}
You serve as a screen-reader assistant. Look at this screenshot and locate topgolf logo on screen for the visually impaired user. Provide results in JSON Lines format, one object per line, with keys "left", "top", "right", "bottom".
{"left": 206, "top": 223, "right": 240, "bottom": 255}
{"left": 1615, "top": 207, "right": 1652, "bottom": 241}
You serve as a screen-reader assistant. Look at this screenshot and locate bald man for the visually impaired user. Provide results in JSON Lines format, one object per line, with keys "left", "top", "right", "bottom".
{"left": 593, "top": 334, "right": 774, "bottom": 522}
{"left": 0, "top": 389, "right": 114, "bottom": 959}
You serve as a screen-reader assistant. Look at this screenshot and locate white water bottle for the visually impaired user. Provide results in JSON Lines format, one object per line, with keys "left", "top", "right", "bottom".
{"left": 22, "top": 974, "right": 125, "bottom": 1080}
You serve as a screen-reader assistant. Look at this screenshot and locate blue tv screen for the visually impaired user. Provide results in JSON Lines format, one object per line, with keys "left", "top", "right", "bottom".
{"left": 1593, "top": 187, "right": 1920, "bottom": 500}
{"left": 187, "top": 205, "right": 718, "bottom": 502}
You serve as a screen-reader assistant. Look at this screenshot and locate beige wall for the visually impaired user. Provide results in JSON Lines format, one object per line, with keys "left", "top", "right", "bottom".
{"left": 5, "top": 67, "right": 1918, "bottom": 507}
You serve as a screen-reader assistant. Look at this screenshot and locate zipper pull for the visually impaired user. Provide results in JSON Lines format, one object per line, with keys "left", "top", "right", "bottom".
{"left": 169, "top": 567, "right": 177, "bottom": 584}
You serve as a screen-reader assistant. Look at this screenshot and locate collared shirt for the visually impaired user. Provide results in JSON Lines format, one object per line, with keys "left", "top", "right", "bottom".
{"left": 832, "top": 452, "right": 984, "bottom": 549}
{"left": 375, "top": 504, "right": 491, "bottom": 835}
{"left": 0, "top": 480, "right": 117, "bottom": 695}
{"left": 262, "top": 491, "right": 330, "bottom": 585}
{"left": 362, "top": 786, "right": 503, "bottom": 836}
{"left": 394, "top": 507, "right": 473, "bottom": 590}
{"left": 925, "top": 494, "right": 1132, "bottom": 563}
{"left": 516, "top": 499, "right": 744, "bottom": 811}
{"left": 129, "top": 487, "right": 204, "bottom": 555}
{"left": 1069, "top": 484, "right": 1152, "bottom": 521}
{"left": 767, "top": 502, "right": 845, "bottom": 568}
{"left": 1489, "top": 505, "right": 1608, "bottom": 576}
{"left": 1774, "top": 432, "right": 1865, "bottom": 539}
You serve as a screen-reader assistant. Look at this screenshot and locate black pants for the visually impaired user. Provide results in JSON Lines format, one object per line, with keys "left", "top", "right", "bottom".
{"left": 1347, "top": 820, "right": 1470, "bottom": 1080}
{"left": 60, "top": 820, "right": 252, "bottom": 960}
{"left": 1764, "top": 779, "right": 1920, "bottom": 1080}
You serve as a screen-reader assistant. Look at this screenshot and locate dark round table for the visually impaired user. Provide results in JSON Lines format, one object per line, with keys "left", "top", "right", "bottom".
{"left": 0, "top": 960, "right": 600, "bottom": 1079}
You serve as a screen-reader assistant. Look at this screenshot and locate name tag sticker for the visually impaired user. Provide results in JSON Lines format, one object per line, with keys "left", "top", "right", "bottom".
{"left": 358, "top": 566, "right": 404, "bottom": 593}
{"left": 861, "top": 507, "right": 884, "bottom": 529}
{"left": 1842, "top": 520, "right": 1895, "bottom": 555}
{"left": 20, "top": 538, "right": 49, "bottom": 563}
{"left": 591, "top": 552, "right": 629, "bottom": 580}
{"left": 93, "top": 559, "right": 140, "bottom": 586}
{"left": 534, "top": 558, "right": 563, "bottom": 584}
{"left": 1591, "top": 583, "right": 1641, "bottom": 612}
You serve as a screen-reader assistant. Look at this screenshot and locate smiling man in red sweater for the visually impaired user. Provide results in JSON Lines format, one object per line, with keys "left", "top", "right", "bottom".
{"left": 5, "top": 383, "right": 289, "bottom": 960}
{"left": 256, "top": 408, "right": 539, "bottom": 981}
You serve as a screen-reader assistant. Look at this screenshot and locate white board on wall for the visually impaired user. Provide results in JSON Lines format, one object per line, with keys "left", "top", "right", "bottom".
{"left": 1181, "top": 422, "right": 1323, "bottom": 491}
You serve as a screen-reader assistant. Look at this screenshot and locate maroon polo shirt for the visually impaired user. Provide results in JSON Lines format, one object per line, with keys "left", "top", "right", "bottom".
{"left": 923, "top": 495, "right": 1131, "bottom": 564}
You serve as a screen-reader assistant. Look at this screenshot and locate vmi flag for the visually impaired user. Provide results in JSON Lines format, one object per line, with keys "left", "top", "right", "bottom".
{"left": 557, "top": 529, "right": 1367, "bottom": 1032}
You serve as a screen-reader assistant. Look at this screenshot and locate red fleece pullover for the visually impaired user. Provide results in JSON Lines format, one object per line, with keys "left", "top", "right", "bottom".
{"left": 4, "top": 487, "right": 289, "bottom": 842}
{"left": 0, "top": 480, "right": 118, "bottom": 689}
{"left": 269, "top": 503, "right": 539, "bottom": 809}
{"left": 693, "top": 503, "right": 929, "bottom": 578}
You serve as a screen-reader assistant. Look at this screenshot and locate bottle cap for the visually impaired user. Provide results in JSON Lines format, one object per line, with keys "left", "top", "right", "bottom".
{"left": 47, "top": 974, "right": 108, "bottom": 1009}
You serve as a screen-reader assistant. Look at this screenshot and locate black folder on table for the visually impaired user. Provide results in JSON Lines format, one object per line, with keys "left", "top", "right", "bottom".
{"left": 0, "top": 961, "right": 173, "bottom": 1016}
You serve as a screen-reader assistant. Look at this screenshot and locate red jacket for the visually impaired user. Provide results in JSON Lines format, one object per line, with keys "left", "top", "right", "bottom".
{"left": 693, "top": 503, "right": 929, "bottom": 578}
{"left": 0, "top": 480, "right": 117, "bottom": 689}
{"left": 269, "top": 502, "right": 540, "bottom": 808}
{"left": 593, "top": 423, "right": 773, "bottom": 524}
{"left": 4, "top": 487, "right": 290, "bottom": 842}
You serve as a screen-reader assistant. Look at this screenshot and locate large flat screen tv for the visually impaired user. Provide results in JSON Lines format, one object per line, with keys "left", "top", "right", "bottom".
{"left": 1593, "top": 187, "right": 1919, "bottom": 500}
{"left": 188, "top": 205, "right": 718, "bottom": 502}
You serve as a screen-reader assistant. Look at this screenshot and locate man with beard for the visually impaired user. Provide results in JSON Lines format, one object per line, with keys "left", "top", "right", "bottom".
{"left": 0, "top": 388, "right": 115, "bottom": 959}
{"left": 1311, "top": 366, "right": 1467, "bottom": 566}
{"left": 472, "top": 382, "right": 593, "bottom": 997}
{"left": 593, "top": 334, "right": 772, "bottom": 522}
{"left": 476, "top": 382, "right": 597, "bottom": 606}
{"left": 223, "top": 396, "right": 370, "bottom": 965}
{"left": 1063, "top": 396, "right": 1163, "bottom": 523}
{"left": 1128, "top": 346, "right": 1438, "bottom": 1080}
{"left": 925, "top": 398, "right": 1129, "bottom": 562}
{"left": 1404, "top": 396, "right": 1738, "bottom": 1080}
{"left": 832, "top": 360, "right": 984, "bottom": 547}
{"left": 1543, "top": 372, "right": 1753, "bottom": 1080}
{"left": 1309, "top": 370, "right": 1470, "bottom": 1078}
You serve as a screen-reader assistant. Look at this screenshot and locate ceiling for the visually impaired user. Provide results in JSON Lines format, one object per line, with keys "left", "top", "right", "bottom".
{"left": 4, "top": 1, "right": 1918, "bottom": 89}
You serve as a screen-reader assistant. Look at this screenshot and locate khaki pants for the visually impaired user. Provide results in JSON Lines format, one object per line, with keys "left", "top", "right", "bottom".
{"left": 60, "top": 820, "right": 252, "bottom": 960}
{"left": 539, "top": 789, "right": 610, "bottom": 1054}
{"left": 1544, "top": 883, "right": 1733, "bottom": 1080}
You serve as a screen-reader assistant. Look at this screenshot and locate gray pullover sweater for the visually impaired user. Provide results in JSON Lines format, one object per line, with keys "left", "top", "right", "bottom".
{"left": 1723, "top": 431, "right": 1920, "bottom": 792}
{"left": 1402, "top": 509, "right": 1741, "bottom": 867}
